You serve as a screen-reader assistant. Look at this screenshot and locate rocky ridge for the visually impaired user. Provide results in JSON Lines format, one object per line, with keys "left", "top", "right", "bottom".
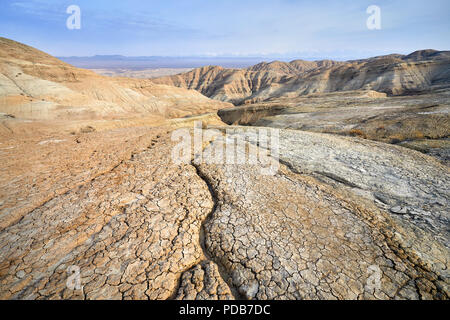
{"left": 152, "top": 50, "right": 450, "bottom": 104}
{"left": 0, "top": 37, "right": 232, "bottom": 120}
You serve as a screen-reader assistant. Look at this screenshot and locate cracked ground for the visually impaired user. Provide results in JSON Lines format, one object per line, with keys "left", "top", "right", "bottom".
{"left": 0, "top": 122, "right": 448, "bottom": 300}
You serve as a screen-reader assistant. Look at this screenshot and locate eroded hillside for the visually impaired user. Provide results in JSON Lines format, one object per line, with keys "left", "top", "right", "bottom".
{"left": 0, "top": 37, "right": 232, "bottom": 120}
{"left": 153, "top": 50, "right": 450, "bottom": 104}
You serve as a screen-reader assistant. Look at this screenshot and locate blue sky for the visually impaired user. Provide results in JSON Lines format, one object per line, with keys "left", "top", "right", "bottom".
{"left": 0, "top": 0, "right": 449, "bottom": 59}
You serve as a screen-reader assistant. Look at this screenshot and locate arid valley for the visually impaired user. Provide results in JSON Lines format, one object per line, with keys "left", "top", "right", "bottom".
{"left": 0, "top": 35, "right": 449, "bottom": 301}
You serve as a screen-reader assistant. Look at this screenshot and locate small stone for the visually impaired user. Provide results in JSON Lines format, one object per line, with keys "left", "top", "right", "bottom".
{"left": 240, "top": 281, "right": 259, "bottom": 300}
{"left": 390, "top": 206, "right": 408, "bottom": 215}
{"left": 16, "top": 270, "right": 26, "bottom": 279}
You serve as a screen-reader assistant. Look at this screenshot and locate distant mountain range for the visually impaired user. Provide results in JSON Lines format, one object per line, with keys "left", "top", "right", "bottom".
{"left": 57, "top": 55, "right": 268, "bottom": 70}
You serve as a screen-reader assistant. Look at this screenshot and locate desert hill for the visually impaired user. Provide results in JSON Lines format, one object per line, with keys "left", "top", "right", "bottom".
{"left": 152, "top": 50, "right": 450, "bottom": 104}
{"left": 0, "top": 37, "right": 232, "bottom": 120}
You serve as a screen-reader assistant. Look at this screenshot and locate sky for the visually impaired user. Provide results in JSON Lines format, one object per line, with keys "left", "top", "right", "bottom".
{"left": 0, "top": 0, "right": 449, "bottom": 60}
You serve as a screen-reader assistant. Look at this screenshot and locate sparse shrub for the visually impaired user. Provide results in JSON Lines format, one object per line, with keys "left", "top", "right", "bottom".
{"left": 349, "top": 129, "right": 366, "bottom": 139}
{"left": 412, "top": 131, "right": 425, "bottom": 140}
{"left": 80, "top": 125, "right": 96, "bottom": 134}
{"left": 389, "top": 134, "right": 405, "bottom": 144}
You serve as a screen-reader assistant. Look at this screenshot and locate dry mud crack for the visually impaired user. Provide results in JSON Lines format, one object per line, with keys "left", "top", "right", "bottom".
{"left": 0, "top": 127, "right": 448, "bottom": 300}
{"left": 195, "top": 128, "right": 449, "bottom": 300}
{"left": 0, "top": 132, "right": 230, "bottom": 300}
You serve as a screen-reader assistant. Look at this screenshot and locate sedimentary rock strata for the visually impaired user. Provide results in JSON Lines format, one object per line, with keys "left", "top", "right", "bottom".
{"left": 0, "top": 37, "right": 232, "bottom": 120}
{"left": 153, "top": 50, "right": 450, "bottom": 104}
